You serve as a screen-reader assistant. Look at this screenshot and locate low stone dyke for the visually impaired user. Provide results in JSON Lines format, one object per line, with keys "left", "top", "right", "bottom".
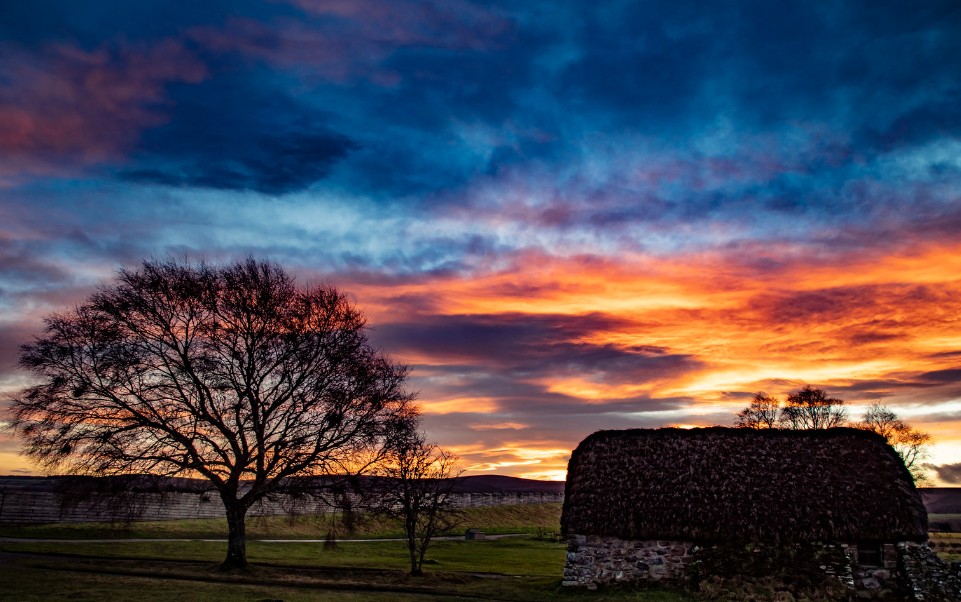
{"left": 0, "top": 477, "right": 563, "bottom": 524}
{"left": 899, "top": 541, "right": 961, "bottom": 601}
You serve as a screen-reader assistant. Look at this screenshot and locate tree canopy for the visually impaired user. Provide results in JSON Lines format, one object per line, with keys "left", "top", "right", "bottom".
{"left": 10, "top": 257, "right": 414, "bottom": 568}
{"left": 858, "top": 402, "right": 931, "bottom": 484}
{"left": 734, "top": 386, "right": 846, "bottom": 430}
{"left": 733, "top": 387, "right": 931, "bottom": 484}
{"left": 734, "top": 393, "right": 780, "bottom": 429}
{"left": 779, "top": 385, "right": 847, "bottom": 430}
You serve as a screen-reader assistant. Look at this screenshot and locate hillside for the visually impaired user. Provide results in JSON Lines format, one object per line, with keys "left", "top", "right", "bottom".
{"left": 922, "top": 488, "right": 961, "bottom": 514}
{"left": 452, "top": 475, "right": 565, "bottom": 494}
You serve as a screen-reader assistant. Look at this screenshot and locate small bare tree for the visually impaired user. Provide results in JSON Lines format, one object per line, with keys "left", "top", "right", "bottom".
{"left": 858, "top": 402, "right": 931, "bottom": 484}
{"left": 372, "top": 433, "right": 462, "bottom": 576}
{"left": 780, "top": 386, "right": 847, "bottom": 430}
{"left": 9, "top": 257, "right": 413, "bottom": 569}
{"left": 735, "top": 393, "right": 780, "bottom": 429}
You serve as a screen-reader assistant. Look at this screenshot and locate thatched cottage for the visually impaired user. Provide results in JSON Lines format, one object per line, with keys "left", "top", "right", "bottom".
{"left": 561, "top": 427, "right": 955, "bottom": 598}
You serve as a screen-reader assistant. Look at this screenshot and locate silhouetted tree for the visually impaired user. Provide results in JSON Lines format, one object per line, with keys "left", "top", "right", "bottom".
{"left": 858, "top": 402, "right": 931, "bottom": 484}
{"left": 10, "top": 257, "right": 413, "bottom": 569}
{"left": 735, "top": 393, "right": 780, "bottom": 429}
{"left": 780, "top": 386, "right": 847, "bottom": 430}
{"left": 371, "top": 431, "right": 462, "bottom": 576}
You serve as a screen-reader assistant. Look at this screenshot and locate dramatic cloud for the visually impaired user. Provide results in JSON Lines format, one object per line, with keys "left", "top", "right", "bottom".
{"left": 117, "top": 76, "right": 358, "bottom": 194}
{"left": 0, "top": 39, "right": 206, "bottom": 180}
{"left": 2, "top": 0, "right": 961, "bottom": 480}
{"left": 929, "top": 463, "right": 961, "bottom": 486}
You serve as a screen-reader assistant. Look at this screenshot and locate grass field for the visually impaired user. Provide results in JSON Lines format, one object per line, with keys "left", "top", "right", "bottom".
{"left": 0, "top": 539, "right": 692, "bottom": 601}
{"left": 3, "top": 504, "right": 959, "bottom": 600}
{"left": 0, "top": 504, "right": 692, "bottom": 601}
{"left": 928, "top": 514, "right": 961, "bottom": 561}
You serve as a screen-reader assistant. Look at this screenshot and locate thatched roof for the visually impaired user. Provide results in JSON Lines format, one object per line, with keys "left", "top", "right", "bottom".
{"left": 561, "top": 427, "right": 927, "bottom": 543}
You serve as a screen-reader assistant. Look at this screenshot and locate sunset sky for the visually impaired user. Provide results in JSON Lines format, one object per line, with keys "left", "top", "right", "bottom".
{"left": 2, "top": 0, "right": 961, "bottom": 484}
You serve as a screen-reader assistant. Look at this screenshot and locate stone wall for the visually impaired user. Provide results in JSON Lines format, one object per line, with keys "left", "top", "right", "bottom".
{"left": 838, "top": 542, "right": 899, "bottom": 596}
{"left": 562, "top": 534, "right": 694, "bottom": 588}
{"left": 839, "top": 540, "right": 961, "bottom": 600}
{"left": 563, "top": 535, "right": 961, "bottom": 600}
{"left": 0, "top": 478, "right": 563, "bottom": 525}
{"left": 899, "top": 541, "right": 961, "bottom": 601}
{"left": 449, "top": 492, "right": 564, "bottom": 508}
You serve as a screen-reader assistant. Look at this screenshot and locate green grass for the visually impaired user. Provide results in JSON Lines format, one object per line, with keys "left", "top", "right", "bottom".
{"left": 0, "top": 503, "right": 688, "bottom": 601}
{"left": 928, "top": 514, "right": 961, "bottom": 561}
{"left": 0, "top": 537, "right": 693, "bottom": 601}
{"left": 930, "top": 532, "right": 961, "bottom": 562}
{"left": 0, "top": 564, "right": 441, "bottom": 602}
{"left": 0, "top": 563, "right": 691, "bottom": 602}
{"left": 0, "top": 537, "right": 564, "bottom": 575}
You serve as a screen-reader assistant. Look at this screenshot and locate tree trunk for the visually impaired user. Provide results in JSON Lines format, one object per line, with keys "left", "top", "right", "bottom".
{"left": 408, "top": 531, "right": 421, "bottom": 575}
{"left": 413, "top": 543, "right": 428, "bottom": 577}
{"left": 221, "top": 499, "right": 249, "bottom": 570}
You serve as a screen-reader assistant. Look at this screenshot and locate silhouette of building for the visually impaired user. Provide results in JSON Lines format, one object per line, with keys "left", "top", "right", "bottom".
{"left": 561, "top": 427, "right": 956, "bottom": 598}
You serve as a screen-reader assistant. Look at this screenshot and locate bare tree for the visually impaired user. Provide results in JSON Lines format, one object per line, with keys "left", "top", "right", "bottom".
{"left": 735, "top": 393, "right": 780, "bottom": 428}
{"left": 780, "top": 385, "right": 847, "bottom": 430}
{"left": 858, "top": 402, "right": 931, "bottom": 484}
{"left": 372, "top": 432, "right": 462, "bottom": 576}
{"left": 9, "top": 257, "right": 413, "bottom": 569}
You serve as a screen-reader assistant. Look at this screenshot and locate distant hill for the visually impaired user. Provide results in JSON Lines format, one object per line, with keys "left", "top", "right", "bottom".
{"left": 2, "top": 474, "right": 951, "bottom": 513}
{"left": 921, "top": 488, "right": 961, "bottom": 514}
{"left": 0, "top": 474, "right": 567, "bottom": 495}
{"left": 451, "top": 475, "right": 565, "bottom": 494}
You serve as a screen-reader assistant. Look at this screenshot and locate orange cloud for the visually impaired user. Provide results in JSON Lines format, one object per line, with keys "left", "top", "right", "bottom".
{"left": 6, "top": 240, "right": 961, "bottom": 483}
{"left": 342, "top": 240, "right": 961, "bottom": 482}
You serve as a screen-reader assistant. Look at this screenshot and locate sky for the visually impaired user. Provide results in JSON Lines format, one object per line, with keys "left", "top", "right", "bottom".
{"left": 2, "top": 0, "right": 961, "bottom": 484}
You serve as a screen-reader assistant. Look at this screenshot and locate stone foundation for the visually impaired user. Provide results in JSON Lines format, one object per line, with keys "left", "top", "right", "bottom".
{"left": 562, "top": 534, "right": 694, "bottom": 588}
{"left": 564, "top": 535, "right": 961, "bottom": 600}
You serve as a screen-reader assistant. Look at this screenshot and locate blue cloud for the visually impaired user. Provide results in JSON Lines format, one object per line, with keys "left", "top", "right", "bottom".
{"left": 115, "top": 73, "right": 357, "bottom": 194}
{"left": 0, "top": 0, "right": 293, "bottom": 47}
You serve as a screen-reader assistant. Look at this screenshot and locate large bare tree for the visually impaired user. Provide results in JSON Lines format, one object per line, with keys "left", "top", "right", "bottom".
{"left": 9, "top": 257, "right": 413, "bottom": 569}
